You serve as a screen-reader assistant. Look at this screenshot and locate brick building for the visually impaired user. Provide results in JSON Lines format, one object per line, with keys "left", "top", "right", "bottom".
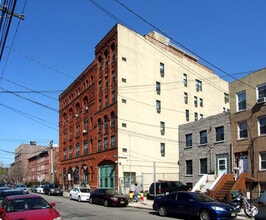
{"left": 58, "top": 23, "right": 229, "bottom": 192}
{"left": 229, "top": 68, "right": 266, "bottom": 196}
{"left": 179, "top": 111, "right": 232, "bottom": 187}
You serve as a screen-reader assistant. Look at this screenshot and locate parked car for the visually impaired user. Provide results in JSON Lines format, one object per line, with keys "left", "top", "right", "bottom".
{"left": 43, "top": 183, "right": 63, "bottom": 196}
{"left": 69, "top": 187, "right": 92, "bottom": 202}
{"left": 14, "top": 184, "right": 29, "bottom": 194}
{"left": 31, "top": 185, "right": 38, "bottom": 193}
{"left": 36, "top": 185, "right": 44, "bottom": 194}
{"left": 153, "top": 191, "right": 237, "bottom": 220}
{"left": 0, "top": 194, "right": 62, "bottom": 220}
{"left": 89, "top": 189, "right": 128, "bottom": 207}
{"left": 0, "top": 189, "right": 25, "bottom": 205}
{"left": 147, "top": 180, "right": 190, "bottom": 199}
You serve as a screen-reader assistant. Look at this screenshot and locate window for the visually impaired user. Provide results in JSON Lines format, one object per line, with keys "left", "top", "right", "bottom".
{"left": 122, "top": 98, "right": 127, "bottom": 103}
{"left": 200, "top": 114, "right": 203, "bottom": 119}
{"left": 121, "top": 78, "right": 127, "bottom": 83}
{"left": 200, "top": 130, "right": 207, "bottom": 145}
{"left": 237, "top": 91, "right": 246, "bottom": 111}
{"left": 185, "top": 134, "right": 192, "bottom": 147}
{"left": 84, "top": 141, "right": 88, "bottom": 155}
{"left": 199, "top": 98, "right": 203, "bottom": 107}
{"left": 224, "top": 93, "right": 229, "bottom": 104}
{"left": 156, "top": 81, "right": 161, "bottom": 94}
{"left": 122, "top": 57, "right": 127, "bottom": 61}
{"left": 104, "top": 137, "right": 108, "bottom": 150}
{"left": 194, "top": 96, "right": 198, "bottom": 107}
{"left": 196, "top": 79, "right": 202, "bottom": 91}
{"left": 257, "top": 83, "right": 266, "bottom": 99}
{"left": 259, "top": 116, "right": 266, "bottom": 135}
{"left": 76, "top": 144, "right": 80, "bottom": 157}
{"left": 160, "top": 62, "right": 164, "bottom": 77}
{"left": 194, "top": 112, "right": 198, "bottom": 121}
{"left": 63, "top": 148, "right": 66, "bottom": 160}
{"left": 69, "top": 128, "right": 73, "bottom": 141}
{"left": 76, "top": 125, "right": 80, "bottom": 137}
{"left": 238, "top": 121, "right": 248, "bottom": 139}
{"left": 98, "top": 140, "right": 102, "bottom": 152}
{"left": 183, "top": 73, "right": 187, "bottom": 87}
{"left": 69, "top": 147, "right": 73, "bottom": 159}
{"left": 111, "top": 135, "right": 116, "bottom": 148}
{"left": 156, "top": 100, "right": 161, "bottom": 113}
{"left": 160, "top": 121, "right": 165, "bottom": 135}
{"left": 184, "top": 92, "right": 188, "bottom": 104}
{"left": 186, "top": 160, "right": 193, "bottom": 175}
{"left": 186, "top": 109, "right": 189, "bottom": 121}
{"left": 122, "top": 123, "right": 127, "bottom": 128}
{"left": 160, "top": 143, "right": 165, "bottom": 157}
{"left": 216, "top": 126, "right": 224, "bottom": 142}
{"left": 200, "top": 158, "right": 208, "bottom": 174}
{"left": 260, "top": 152, "right": 266, "bottom": 170}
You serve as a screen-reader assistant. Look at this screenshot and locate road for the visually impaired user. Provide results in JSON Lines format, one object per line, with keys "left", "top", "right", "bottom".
{"left": 42, "top": 194, "right": 168, "bottom": 220}
{"left": 41, "top": 193, "right": 262, "bottom": 220}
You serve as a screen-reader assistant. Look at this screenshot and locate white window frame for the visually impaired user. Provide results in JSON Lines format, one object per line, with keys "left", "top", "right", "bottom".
{"left": 237, "top": 91, "right": 246, "bottom": 111}
{"left": 238, "top": 121, "right": 248, "bottom": 139}
{"left": 258, "top": 116, "right": 266, "bottom": 136}
{"left": 260, "top": 152, "right": 266, "bottom": 170}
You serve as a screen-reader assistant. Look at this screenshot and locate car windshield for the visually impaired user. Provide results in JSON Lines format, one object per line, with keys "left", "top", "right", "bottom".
{"left": 7, "top": 197, "right": 50, "bottom": 212}
{"left": 80, "top": 188, "right": 91, "bottom": 193}
{"left": 196, "top": 193, "right": 215, "bottom": 202}
{"left": 105, "top": 189, "right": 120, "bottom": 195}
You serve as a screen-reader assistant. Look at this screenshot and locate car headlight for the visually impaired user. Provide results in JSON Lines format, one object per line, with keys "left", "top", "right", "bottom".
{"left": 110, "top": 197, "right": 118, "bottom": 201}
{"left": 211, "top": 206, "right": 226, "bottom": 211}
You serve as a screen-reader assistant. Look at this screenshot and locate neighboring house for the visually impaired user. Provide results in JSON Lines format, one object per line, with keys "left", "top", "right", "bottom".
{"left": 229, "top": 68, "right": 266, "bottom": 198}
{"left": 58, "top": 23, "right": 229, "bottom": 193}
{"left": 179, "top": 111, "right": 232, "bottom": 187}
{"left": 28, "top": 146, "right": 59, "bottom": 184}
{"left": 10, "top": 142, "right": 48, "bottom": 183}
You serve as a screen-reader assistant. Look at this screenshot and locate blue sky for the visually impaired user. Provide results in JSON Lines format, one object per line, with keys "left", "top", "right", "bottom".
{"left": 0, "top": 0, "right": 265, "bottom": 167}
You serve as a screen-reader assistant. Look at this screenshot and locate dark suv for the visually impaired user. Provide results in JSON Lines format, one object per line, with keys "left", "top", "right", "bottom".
{"left": 147, "top": 180, "right": 190, "bottom": 199}
{"left": 43, "top": 183, "right": 63, "bottom": 196}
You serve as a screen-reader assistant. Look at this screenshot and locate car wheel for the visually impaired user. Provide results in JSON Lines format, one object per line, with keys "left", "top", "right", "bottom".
{"left": 158, "top": 206, "right": 167, "bottom": 216}
{"left": 78, "top": 196, "right": 81, "bottom": 202}
{"left": 48, "top": 191, "right": 51, "bottom": 196}
{"left": 199, "top": 210, "right": 211, "bottom": 220}
{"left": 104, "top": 200, "right": 109, "bottom": 207}
{"left": 89, "top": 197, "right": 93, "bottom": 204}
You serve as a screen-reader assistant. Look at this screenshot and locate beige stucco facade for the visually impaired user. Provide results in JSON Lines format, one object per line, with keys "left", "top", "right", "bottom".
{"left": 115, "top": 24, "right": 229, "bottom": 190}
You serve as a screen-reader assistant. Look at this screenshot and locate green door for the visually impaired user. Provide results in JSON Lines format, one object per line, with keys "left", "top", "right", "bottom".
{"left": 99, "top": 164, "right": 115, "bottom": 188}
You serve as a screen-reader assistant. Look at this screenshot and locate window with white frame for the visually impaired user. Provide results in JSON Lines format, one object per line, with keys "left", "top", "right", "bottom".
{"left": 258, "top": 116, "right": 266, "bottom": 135}
{"left": 199, "top": 98, "right": 203, "bottom": 107}
{"left": 194, "top": 96, "right": 198, "bottom": 107}
{"left": 237, "top": 91, "right": 246, "bottom": 111}
{"left": 238, "top": 121, "right": 248, "bottom": 139}
{"left": 260, "top": 152, "right": 266, "bottom": 170}
{"left": 257, "top": 83, "right": 266, "bottom": 99}
{"left": 196, "top": 79, "right": 202, "bottom": 91}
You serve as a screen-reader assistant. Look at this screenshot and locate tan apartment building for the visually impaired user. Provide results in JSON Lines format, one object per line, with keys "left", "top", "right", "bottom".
{"left": 229, "top": 68, "right": 266, "bottom": 196}
{"left": 10, "top": 142, "right": 48, "bottom": 183}
{"left": 58, "top": 23, "right": 229, "bottom": 193}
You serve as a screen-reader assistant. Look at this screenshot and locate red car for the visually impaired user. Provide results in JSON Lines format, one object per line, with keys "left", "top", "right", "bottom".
{"left": 0, "top": 194, "right": 62, "bottom": 220}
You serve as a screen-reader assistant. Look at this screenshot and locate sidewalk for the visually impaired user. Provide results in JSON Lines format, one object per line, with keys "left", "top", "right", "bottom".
{"left": 127, "top": 198, "right": 153, "bottom": 209}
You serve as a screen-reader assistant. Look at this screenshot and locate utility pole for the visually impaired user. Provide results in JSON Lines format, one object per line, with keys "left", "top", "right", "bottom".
{"left": 50, "top": 140, "right": 54, "bottom": 184}
{"left": 0, "top": 0, "right": 24, "bottom": 61}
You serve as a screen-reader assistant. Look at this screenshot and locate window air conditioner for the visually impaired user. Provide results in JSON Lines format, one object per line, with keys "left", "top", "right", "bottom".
{"left": 257, "top": 97, "right": 266, "bottom": 104}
